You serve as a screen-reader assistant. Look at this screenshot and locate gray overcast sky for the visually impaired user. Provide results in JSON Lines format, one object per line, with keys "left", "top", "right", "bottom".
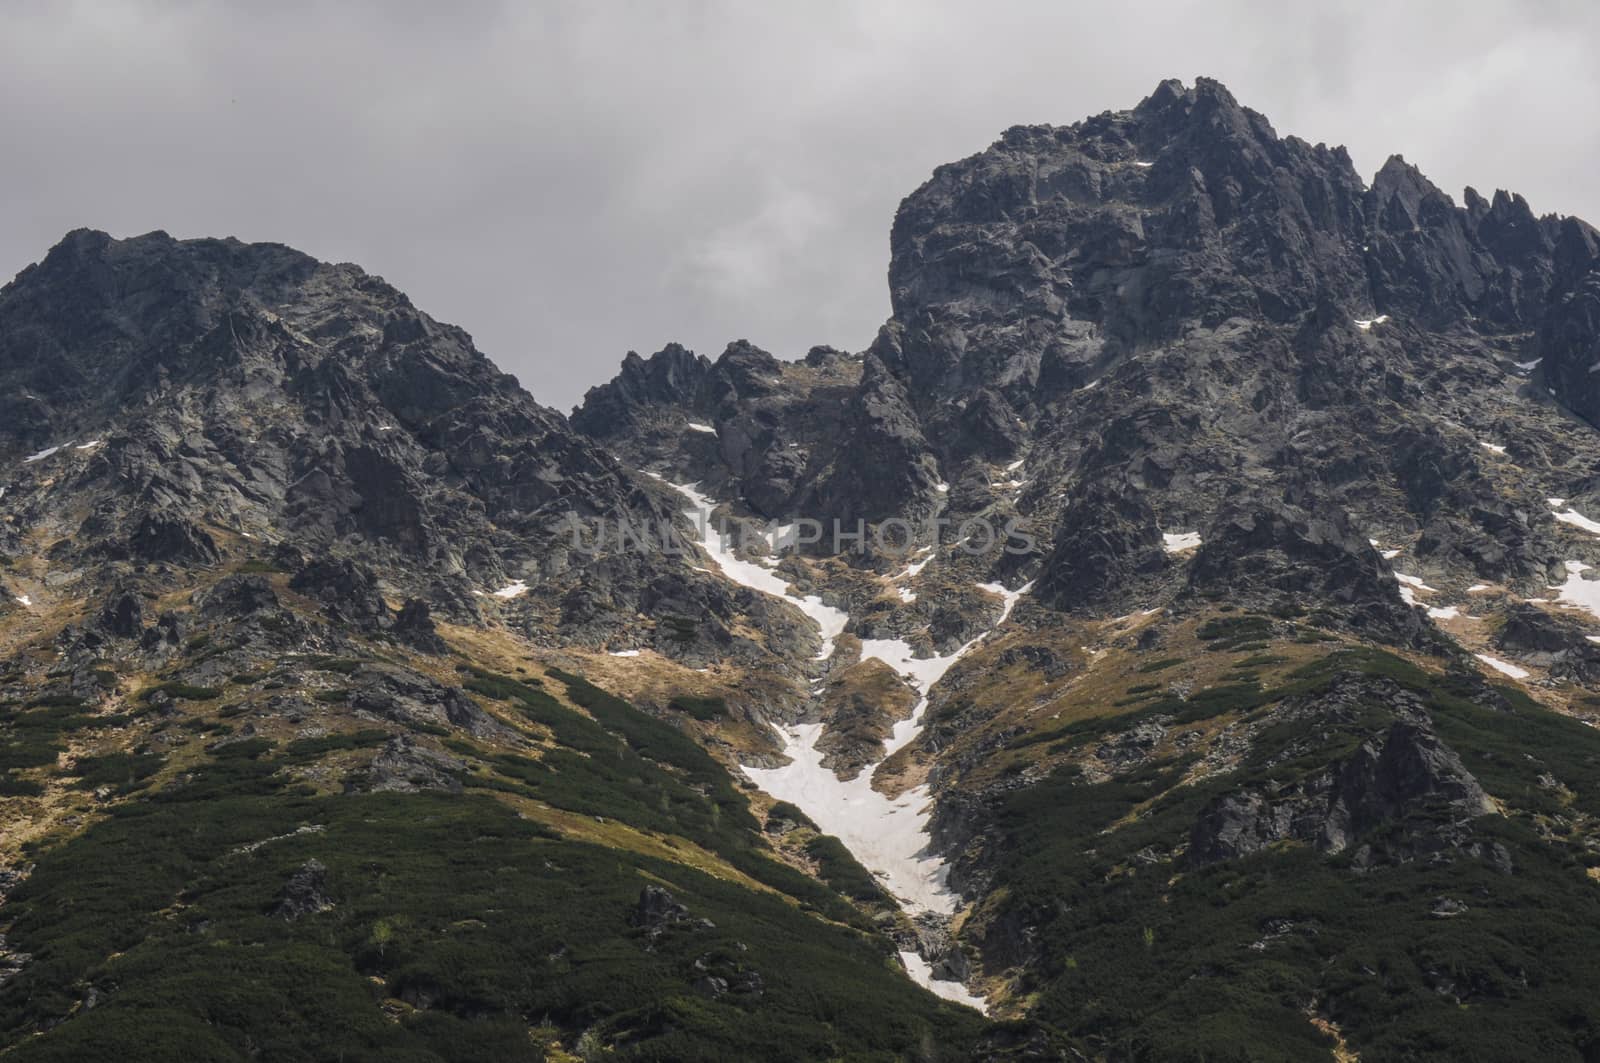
{"left": 5, "top": 1, "right": 1598, "bottom": 411}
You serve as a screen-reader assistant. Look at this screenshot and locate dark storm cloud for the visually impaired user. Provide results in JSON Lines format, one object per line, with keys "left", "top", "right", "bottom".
{"left": 4, "top": 1, "right": 1598, "bottom": 409}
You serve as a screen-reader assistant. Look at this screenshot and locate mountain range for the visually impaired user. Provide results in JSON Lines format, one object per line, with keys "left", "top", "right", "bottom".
{"left": 2, "top": 78, "right": 1600, "bottom": 1061}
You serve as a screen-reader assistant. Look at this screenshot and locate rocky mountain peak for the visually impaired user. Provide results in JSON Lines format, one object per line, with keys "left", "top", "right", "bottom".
{"left": 574, "top": 76, "right": 1600, "bottom": 626}
{"left": 571, "top": 342, "right": 713, "bottom": 437}
{"left": 0, "top": 228, "right": 673, "bottom": 633}
{"left": 9, "top": 76, "right": 1600, "bottom": 1060}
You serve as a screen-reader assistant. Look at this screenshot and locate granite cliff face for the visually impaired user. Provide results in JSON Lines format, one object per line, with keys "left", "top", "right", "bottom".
{"left": 4, "top": 80, "right": 1600, "bottom": 1059}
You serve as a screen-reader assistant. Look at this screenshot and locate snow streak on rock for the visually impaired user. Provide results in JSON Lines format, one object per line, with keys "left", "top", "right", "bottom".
{"left": 672, "top": 482, "right": 848, "bottom": 660}
{"left": 1552, "top": 506, "right": 1600, "bottom": 537}
{"left": 1475, "top": 653, "right": 1529, "bottom": 679}
{"left": 1162, "top": 531, "right": 1202, "bottom": 553}
{"left": 664, "top": 482, "right": 1026, "bottom": 1011}
{"left": 1554, "top": 560, "right": 1600, "bottom": 621}
{"left": 899, "top": 950, "right": 988, "bottom": 1010}
{"left": 22, "top": 444, "right": 66, "bottom": 464}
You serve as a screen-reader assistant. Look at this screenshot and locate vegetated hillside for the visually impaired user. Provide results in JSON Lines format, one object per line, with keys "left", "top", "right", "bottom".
{"left": 0, "top": 558, "right": 985, "bottom": 1061}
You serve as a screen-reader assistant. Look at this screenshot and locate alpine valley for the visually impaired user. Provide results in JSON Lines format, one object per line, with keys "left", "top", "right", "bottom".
{"left": 3, "top": 79, "right": 1600, "bottom": 1061}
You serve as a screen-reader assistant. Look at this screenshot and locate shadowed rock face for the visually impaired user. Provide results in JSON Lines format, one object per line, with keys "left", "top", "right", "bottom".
{"left": 1540, "top": 221, "right": 1600, "bottom": 427}
{"left": 1182, "top": 499, "right": 1431, "bottom": 646}
{"left": 272, "top": 859, "right": 336, "bottom": 919}
{"left": 1189, "top": 677, "right": 1495, "bottom": 868}
{"left": 1188, "top": 719, "right": 1495, "bottom": 863}
{"left": 570, "top": 343, "right": 714, "bottom": 439}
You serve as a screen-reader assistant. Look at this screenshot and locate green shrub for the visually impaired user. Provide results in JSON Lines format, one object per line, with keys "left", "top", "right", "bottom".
{"left": 71, "top": 753, "right": 163, "bottom": 794}
{"left": 0, "top": 775, "right": 43, "bottom": 797}
{"left": 765, "top": 801, "right": 816, "bottom": 831}
{"left": 669, "top": 695, "right": 727, "bottom": 721}
{"left": 280, "top": 730, "right": 389, "bottom": 764}
{"left": 804, "top": 834, "right": 888, "bottom": 904}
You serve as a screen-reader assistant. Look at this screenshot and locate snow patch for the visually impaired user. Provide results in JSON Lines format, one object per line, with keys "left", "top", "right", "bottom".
{"left": 14, "top": 595, "right": 31, "bottom": 608}
{"left": 1162, "top": 531, "right": 1202, "bottom": 553}
{"left": 746, "top": 724, "right": 953, "bottom": 912}
{"left": 1515, "top": 358, "right": 1541, "bottom": 371}
{"left": 746, "top": 581, "right": 1030, "bottom": 921}
{"left": 1478, "top": 441, "right": 1506, "bottom": 456}
{"left": 1354, "top": 315, "right": 1391, "bottom": 330}
{"left": 933, "top": 481, "right": 950, "bottom": 494}
{"left": 1475, "top": 653, "right": 1529, "bottom": 680}
{"left": 1004, "top": 459, "right": 1025, "bottom": 473}
{"left": 1426, "top": 606, "right": 1461, "bottom": 620}
{"left": 1393, "top": 572, "right": 1437, "bottom": 608}
{"left": 608, "top": 649, "right": 642, "bottom": 658}
{"left": 671, "top": 483, "right": 847, "bottom": 660}
{"left": 1370, "top": 538, "right": 1402, "bottom": 559}
{"left": 22, "top": 444, "right": 66, "bottom": 464}
{"left": 492, "top": 581, "right": 529, "bottom": 599}
{"left": 896, "top": 553, "right": 934, "bottom": 581}
{"left": 1553, "top": 560, "right": 1600, "bottom": 621}
{"left": 1467, "top": 584, "right": 1492, "bottom": 593}
{"left": 765, "top": 522, "right": 801, "bottom": 553}
{"left": 1553, "top": 507, "right": 1600, "bottom": 537}
{"left": 1548, "top": 497, "right": 1568, "bottom": 508}
{"left": 1133, "top": 160, "right": 1154, "bottom": 168}
{"left": 668, "top": 473, "right": 1016, "bottom": 1011}
{"left": 74, "top": 440, "right": 103, "bottom": 450}
{"left": 685, "top": 422, "right": 717, "bottom": 434}
{"left": 899, "top": 950, "right": 987, "bottom": 1010}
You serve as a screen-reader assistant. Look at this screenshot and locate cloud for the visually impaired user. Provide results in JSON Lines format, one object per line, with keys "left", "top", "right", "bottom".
{"left": 2, "top": 1, "right": 1597, "bottom": 410}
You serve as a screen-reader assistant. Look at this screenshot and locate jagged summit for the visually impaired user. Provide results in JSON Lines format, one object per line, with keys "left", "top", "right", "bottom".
{"left": 0, "top": 227, "right": 532, "bottom": 440}
{"left": 578, "top": 78, "right": 1600, "bottom": 605}
{"left": 0, "top": 227, "right": 675, "bottom": 632}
